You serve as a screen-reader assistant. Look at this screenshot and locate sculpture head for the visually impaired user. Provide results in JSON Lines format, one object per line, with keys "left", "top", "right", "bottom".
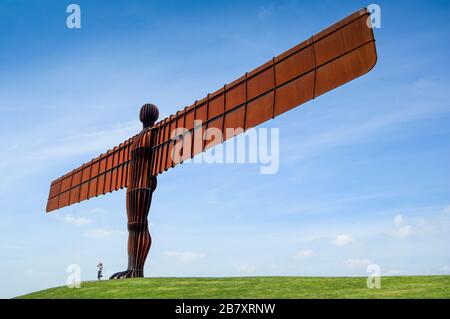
{"left": 139, "top": 103, "right": 159, "bottom": 128}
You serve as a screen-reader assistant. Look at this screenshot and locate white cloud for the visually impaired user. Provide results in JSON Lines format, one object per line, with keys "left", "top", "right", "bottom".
{"left": 284, "top": 78, "right": 450, "bottom": 165}
{"left": 0, "top": 120, "right": 139, "bottom": 192}
{"left": 332, "top": 234, "right": 354, "bottom": 246}
{"left": 60, "top": 214, "right": 91, "bottom": 226}
{"left": 394, "top": 214, "right": 404, "bottom": 227}
{"left": 89, "top": 208, "right": 107, "bottom": 214}
{"left": 33, "top": 121, "right": 139, "bottom": 161}
{"left": 235, "top": 263, "right": 256, "bottom": 275}
{"left": 294, "top": 249, "right": 313, "bottom": 259}
{"left": 3, "top": 244, "right": 30, "bottom": 251}
{"left": 440, "top": 265, "right": 450, "bottom": 272}
{"left": 257, "top": 7, "right": 273, "bottom": 19}
{"left": 394, "top": 225, "right": 413, "bottom": 238}
{"left": 391, "top": 214, "right": 413, "bottom": 238}
{"left": 344, "top": 258, "right": 371, "bottom": 268}
{"left": 85, "top": 228, "right": 122, "bottom": 239}
{"left": 165, "top": 251, "right": 206, "bottom": 262}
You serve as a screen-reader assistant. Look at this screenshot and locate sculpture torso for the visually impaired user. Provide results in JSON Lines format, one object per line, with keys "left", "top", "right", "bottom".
{"left": 128, "top": 129, "right": 157, "bottom": 191}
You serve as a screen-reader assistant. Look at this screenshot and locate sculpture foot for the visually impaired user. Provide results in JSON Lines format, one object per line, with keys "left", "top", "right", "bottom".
{"left": 109, "top": 269, "right": 143, "bottom": 279}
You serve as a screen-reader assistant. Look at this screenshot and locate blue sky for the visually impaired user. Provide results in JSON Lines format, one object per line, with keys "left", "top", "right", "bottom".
{"left": 1, "top": 0, "right": 450, "bottom": 298}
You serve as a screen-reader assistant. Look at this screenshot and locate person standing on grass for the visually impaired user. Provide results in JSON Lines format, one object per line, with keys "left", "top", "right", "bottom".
{"left": 97, "top": 262, "right": 103, "bottom": 280}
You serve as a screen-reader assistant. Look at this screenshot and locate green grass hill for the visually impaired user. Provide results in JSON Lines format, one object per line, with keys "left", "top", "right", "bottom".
{"left": 17, "top": 275, "right": 450, "bottom": 299}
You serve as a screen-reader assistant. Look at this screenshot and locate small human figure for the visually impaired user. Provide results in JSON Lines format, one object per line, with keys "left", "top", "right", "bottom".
{"left": 97, "top": 262, "right": 103, "bottom": 280}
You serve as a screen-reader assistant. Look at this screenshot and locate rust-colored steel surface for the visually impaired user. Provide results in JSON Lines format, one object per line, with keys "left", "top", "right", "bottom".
{"left": 149, "top": 8, "right": 376, "bottom": 175}
{"left": 46, "top": 138, "right": 134, "bottom": 212}
{"left": 46, "top": 8, "right": 377, "bottom": 278}
{"left": 110, "top": 105, "right": 158, "bottom": 279}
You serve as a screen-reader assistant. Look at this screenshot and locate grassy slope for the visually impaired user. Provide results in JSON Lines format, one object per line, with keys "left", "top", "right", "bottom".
{"left": 18, "top": 276, "right": 450, "bottom": 299}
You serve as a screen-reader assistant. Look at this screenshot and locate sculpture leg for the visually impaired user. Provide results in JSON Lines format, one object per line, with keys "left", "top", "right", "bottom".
{"left": 110, "top": 176, "right": 157, "bottom": 279}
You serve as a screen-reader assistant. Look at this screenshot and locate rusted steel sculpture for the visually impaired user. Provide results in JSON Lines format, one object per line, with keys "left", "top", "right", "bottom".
{"left": 46, "top": 8, "right": 377, "bottom": 279}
